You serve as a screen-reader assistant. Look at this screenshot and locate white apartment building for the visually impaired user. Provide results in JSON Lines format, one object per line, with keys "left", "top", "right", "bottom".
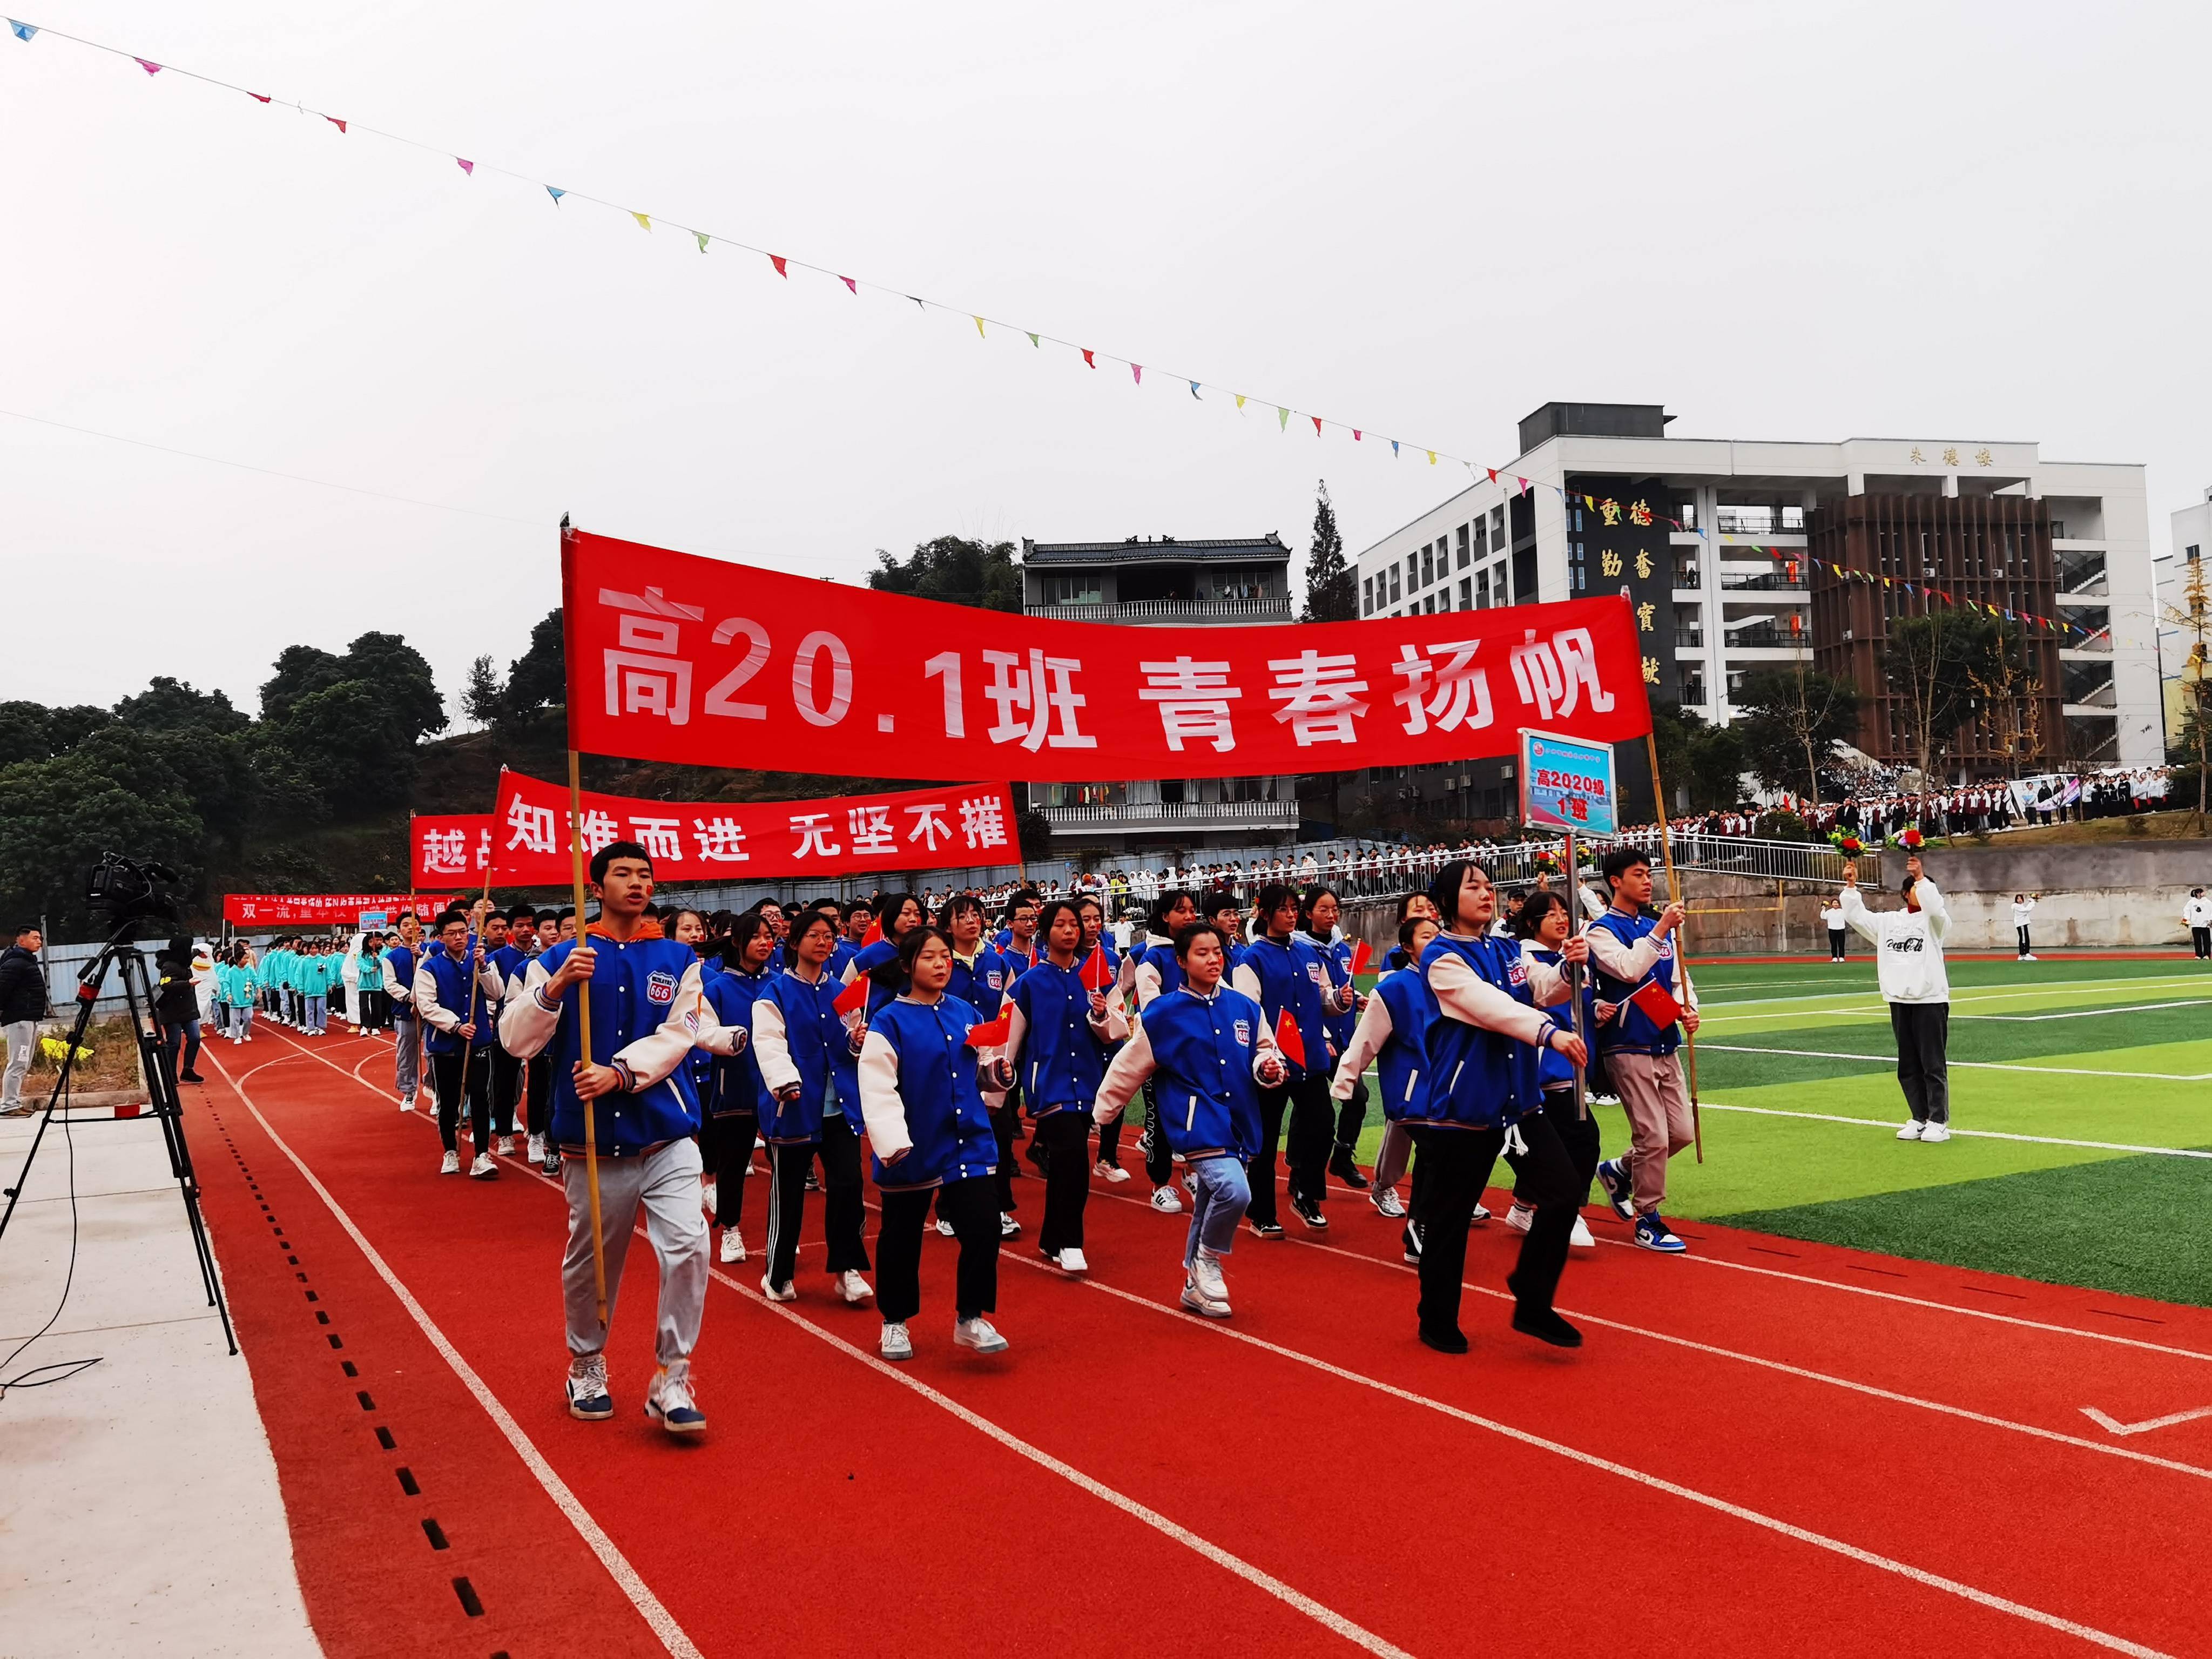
{"left": 1353, "top": 402, "right": 2160, "bottom": 812}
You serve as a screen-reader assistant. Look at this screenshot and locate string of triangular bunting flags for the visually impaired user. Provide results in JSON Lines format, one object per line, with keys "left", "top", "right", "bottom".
{"left": 1813, "top": 557, "right": 2107, "bottom": 642}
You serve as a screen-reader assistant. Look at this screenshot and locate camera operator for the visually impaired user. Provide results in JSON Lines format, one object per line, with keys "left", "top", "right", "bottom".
{"left": 155, "top": 935, "right": 207, "bottom": 1085}
{"left": 2, "top": 923, "right": 51, "bottom": 1116}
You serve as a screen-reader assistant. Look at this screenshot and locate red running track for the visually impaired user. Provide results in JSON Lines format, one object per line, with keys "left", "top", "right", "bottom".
{"left": 190, "top": 1021, "right": 2212, "bottom": 1658}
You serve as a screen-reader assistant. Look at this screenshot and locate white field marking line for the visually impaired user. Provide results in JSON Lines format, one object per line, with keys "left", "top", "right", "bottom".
{"left": 197, "top": 1045, "right": 707, "bottom": 1659}
{"left": 247, "top": 1026, "right": 1418, "bottom": 1659}
{"left": 1700, "top": 973, "right": 2212, "bottom": 1012}
{"left": 1696, "top": 1098, "right": 2212, "bottom": 1157}
{"left": 1967, "top": 1000, "right": 2212, "bottom": 1022}
{"left": 1706, "top": 981, "right": 2212, "bottom": 1028}
{"left": 1696, "top": 1043, "right": 2212, "bottom": 1083}
{"left": 996, "top": 1245, "right": 2172, "bottom": 1657}
{"left": 1080, "top": 1185, "right": 2212, "bottom": 1482}
{"left": 2082, "top": 1405, "right": 2212, "bottom": 1437}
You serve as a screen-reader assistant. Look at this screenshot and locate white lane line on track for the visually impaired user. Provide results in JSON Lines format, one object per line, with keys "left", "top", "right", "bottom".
{"left": 1691, "top": 1097, "right": 2212, "bottom": 1156}
{"left": 236, "top": 1027, "right": 1414, "bottom": 1659}
{"left": 198, "top": 1044, "right": 710, "bottom": 1659}
{"left": 992, "top": 1246, "right": 2173, "bottom": 1657}
{"left": 1697, "top": 1043, "right": 2212, "bottom": 1083}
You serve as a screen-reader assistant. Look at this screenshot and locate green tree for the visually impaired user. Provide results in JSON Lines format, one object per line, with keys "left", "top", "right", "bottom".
{"left": 1735, "top": 665, "right": 1862, "bottom": 803}
{"left": 1648, "top": 706, "right": 1748, "bottom": 813}
{"left": 0, "top": 736, "right": 205, "bottom": 934}
{"left": 462, "top": 655, "right": 504, "bottom": 728}
{"left": 1884, "top": 611, "right": 1999, "bottom": 785}
{"left": 270, "top": 680, "right": 420, "bottom": 811}
{"left": 1300, "top": 480, "right": 1357, "bottom": 623}
{"left": 869, "top": 536, "right": 1023, "bottom": 612}
{"left": 259, "top": 644, "right": 349, "bottom": 724}
{"left": 501, "top": 610, "right": 567, "bottom": 722}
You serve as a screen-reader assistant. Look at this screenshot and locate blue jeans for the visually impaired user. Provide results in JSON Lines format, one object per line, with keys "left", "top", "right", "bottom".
{"left": 1184, "top": 1155, "right": 1250, "bottom": 1266}
{"left": 306, "top": 994, "right": 328, "bottom": 1033}
{"left": 162, "top": 1019, "right": 201, "bottom": 1078}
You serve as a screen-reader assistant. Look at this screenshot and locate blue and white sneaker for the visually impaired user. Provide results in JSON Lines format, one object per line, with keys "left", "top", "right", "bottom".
{"left": 1596, "top": 1158, "right": 1636, "bottom": 1222}
{"left": 565, "top": 1353, "right": 614, "bottom": 1420}
{"left": 644, "top": 1364, "right": 706, "bottom": 1435}
{"left": 1634, "top": 1212, "right": 1687, "bottom": 1253}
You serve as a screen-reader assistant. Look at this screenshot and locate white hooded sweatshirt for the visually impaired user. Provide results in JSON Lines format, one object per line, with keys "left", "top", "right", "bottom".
{"left": 1839, "top": 880, "right": 1950, "bottom": 1004}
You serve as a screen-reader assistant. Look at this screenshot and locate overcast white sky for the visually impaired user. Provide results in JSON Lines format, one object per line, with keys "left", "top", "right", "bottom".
{"left": 5, "top": 1, "right": 2208, "bottom": 718}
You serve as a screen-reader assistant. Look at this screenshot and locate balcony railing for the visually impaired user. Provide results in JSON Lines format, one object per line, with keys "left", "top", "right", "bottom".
{"left": 1674, "top": 629, "right": 1705, "bottom": 649}
{"left": 1025, "top": 597, "right": 1292, "bottom": 624}
{"left": 1040, "top": 799, "right": 1299, "bottom": 827}
{"left": 1672, "top": 564, "right": 1702, "bottom": 590}
{"left": 1719, "top": 571, "right": 1808, "bottom": 592}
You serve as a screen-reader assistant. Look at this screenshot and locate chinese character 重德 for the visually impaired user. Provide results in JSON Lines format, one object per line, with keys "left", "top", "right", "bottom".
{"left": 627, "top": 816, "right": 684, "bottom": 864}
{"left": 1138, "top": 657, "right": 1242, "bottom": 753}
{"left": 421, "top": 828, "right": 468, "bottom": 875}
{"left": 848, "top": 806, "right": 897, "bottom": 856}
{"left": 1390, "top": 641, "right": 1495, "bottom": 737}
{"left": 691, "top": 817, "right": 750, "bottom": 863}
{"left": 1908, "top": 446, "right": 1926, "bottom": 465}
{"left": 598, "top": 585, "right": 705, "bottom": 726}
{"left": 906, "top": 802, "right": 952, "bottom": 851}
{"left": 1266, "top": 651, "right": 1370, "bottom": 746}
{"left": 959, "top": 795, "right": 1009, "bottom": 849}
{"left": 505, "top": 798, "right": 559, "bottom": 856}
{"left": 1599, "top": 498, "right": 1622, "bottom": 527}
{"left": 982, "top": 648, "right": 1097, "bottom": 752}
{"left": 1975, "top": 447, "right": 1993, "bottom": 467}
{"left": 1628, "top": 500, "right": 1653, "bottom": 528}
{"left": 1636, "top": 601, "right": 1656, "bottom": 632}
{"left": 789, "top": 812, "right": 841, "bottom": 860}
{"left": 1600, "top": 549, "right": 1624, "bottom": 579}
{"left": 1634, "top": 549, "right": 1653, "bottom": 581}
{"left": 1641, "top": 656, "right": 1661, "bottom": 685}
{"left": 1943, "top": 446, "right": 1960, "bottom": 467}
{"left": 1508, "top": 627, "right": 1618, "bottom": 721}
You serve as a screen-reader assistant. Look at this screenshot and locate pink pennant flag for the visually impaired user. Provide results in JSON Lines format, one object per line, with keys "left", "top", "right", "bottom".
{"left": 247, "top": 92, "right": 272, "bottom": 103}
{"left": 1131, "top": 363, "right": 1143, "bottom": 385}
{"left": 134, "top": 57, "right": 160, "bottom": 75}
{"left": 1516, "top": 476, "right": 1529, "bottom": 496}
{"left": 326, "top": 116, "right": 347, "bottom": 133}
{"left": 455, "top": 157, "right": 474, "bottom": 175}
{"left": 840, "top": 275, "right": 857, "bottom": 293}
{"left": 1081, "top": 349, "right": 1096, "bottom": 368}
{"left": 769, "top": 254, "right": 788, "bottom": 278}
{"left": 1352, "top": 429, "right": 1362, "bottom": 441}
{"left": 1310, "top": 415, "right": 1323, "bottom": 436}
{"left": 1486, "top": 468, "right": 1498, "bottom": 483}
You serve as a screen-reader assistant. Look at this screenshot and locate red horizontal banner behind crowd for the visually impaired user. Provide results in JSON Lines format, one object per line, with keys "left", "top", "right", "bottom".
{"left": 490, "top": 769, "right": 1023, "bottom": 884}
{"left": 561, "top": 528, "right": 1655, "bottom": 781}
{"left": 225, "top": 893, "right": 453, "bottom": 925}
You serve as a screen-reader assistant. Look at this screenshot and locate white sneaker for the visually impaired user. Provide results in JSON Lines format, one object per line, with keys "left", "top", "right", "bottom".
{"left": 399, "top": 1093, "right": 413, "bottom": 1111}
{"left": 935, "top": 1218, "right": 957, "bottom": 1237}
{"left": 440, "top": 1150, "right": 460, "bottom": 1175}
{"left": 1471, "top": 1203, "right": 1492, "bottom": 1225}
{"left": 999, "top": 1211, "right": 1021, "bottom": 1239}
{"left": 719, "top": 1229, "right": 746, "bottom": 1264}
{"left": 1094, "top": 1160, "right": 1131, "bottom": 1183}
{"left": 744, "top": 1162, "right": 757, "bottom": 1178}
{"left": 759, "top": 1274, "right": 797, "bottom": 1303}
{"left": 700, "top": 1180, "right": 717, "bottom": 1215}
{"left": 954, "top": 1316, "right": 1009, "bottom": 1354}
{"left": 880, "top": 1320, "right": 913, "bottom": 1361}
{"left": 493, "top": 1135, "right": 512, "bottom": 1156}
{"left": 838, "top": 1270, "right": 874, "bottom": 1304}
{"left": 1920, "top": 1122, "right": 1953, "bottom": 1143}
{"left": 1897, "top": 1121, "right": 1925, "bottom": 1141}
{"left": 2021, "top": 954, "right": 2038, "bottom": 961}
{"left": 643, "top": 1365, "right": 705, "bottom": 1435}
{"left": 1191, "top": 1250, "right": 1231, "bottom": 1312}
{"left": 527, "top": 1134, "right": 545, "bottom": 1162}
{"left": 1570, "top": 1216, "right": 1595, "bottom": 1248}
{"left": 1371, "top": 1186, "right": 1407, "bottom": 1219}
{"left": 1503, "top": 1201, "right": 1535, "bottom": 1234}
{"left": 1181, "top": 1275, "right": 1232, "bottom": 1319}
{"left": 469, "top": 1152, "right": 497, "bottom": 1178}
{"left": 1150, "top": 1185, "right": 1184, "bottom": 1215}
{"left": 1056, "top": 1247, "right": 1089, "bottom": 1275}
{"left": 1182, "top": 1169, "right": 1198, "bottom": 1197}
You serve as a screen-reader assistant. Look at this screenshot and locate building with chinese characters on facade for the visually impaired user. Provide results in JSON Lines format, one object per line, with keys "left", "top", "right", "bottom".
{"left": 1017, "top": 534, "right": 1305, "bottom": 855}
{"left": 1351, "top": 401, "right": 2160, "bottom": 819}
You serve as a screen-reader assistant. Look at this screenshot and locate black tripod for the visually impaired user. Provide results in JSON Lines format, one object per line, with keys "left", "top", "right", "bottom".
{"left": 0, "top": 919, "right": 237, "bottom": 1356}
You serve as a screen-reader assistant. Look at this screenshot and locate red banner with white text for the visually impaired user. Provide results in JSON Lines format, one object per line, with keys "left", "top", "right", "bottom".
{"left": 561, "top": 528, "right": 1654, "bottom": 780}
{"left": 225, "top": 893, "right": 453, "bottom": 926}
{"left": 412, "top": 814, "right": 495, "bottom": 886}
{"left": 490, "top": 770, "right": 1022, "bottom": 885}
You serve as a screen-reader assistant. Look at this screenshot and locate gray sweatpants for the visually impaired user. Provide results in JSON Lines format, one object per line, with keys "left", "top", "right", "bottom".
{"left": 2, "top": 1020, "right": 35, "bottom": 1108}
{"left": 392, "top": 1009, "right": 420, "bottom": 1100}
{"left": 562, "top": 1137, "right": 708, "bottom": 1371}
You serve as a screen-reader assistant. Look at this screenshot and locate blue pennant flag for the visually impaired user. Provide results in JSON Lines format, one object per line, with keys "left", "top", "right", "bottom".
{"left": 9, "top": 19, "right": 36, "bottom": 39}
{"left": 1390, "top": 440, "right": 1399, "bottom": 456}
{"left": 1188, "top": 381, "right": 1201, "bottom": 400}
{"left": 545, "top": 185, "right": 565, "bottom": 204}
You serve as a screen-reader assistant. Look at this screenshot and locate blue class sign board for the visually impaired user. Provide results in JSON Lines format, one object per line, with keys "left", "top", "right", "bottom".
{"left": 1519, "top": 727, "right": 1618, "bottom": 836}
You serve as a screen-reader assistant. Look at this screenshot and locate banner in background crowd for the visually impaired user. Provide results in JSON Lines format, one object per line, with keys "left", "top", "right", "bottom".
{"left": 490, "top": 768, "right": 1023, "bottom": 885}
{"left": 561, "top": 529, "right": 1654, "bottom": 781}
{"left": 411, "top": 813, "right": 495, "bottom": 885}
{"left": 225, "top": 893, "right": 452, "bottom": 925}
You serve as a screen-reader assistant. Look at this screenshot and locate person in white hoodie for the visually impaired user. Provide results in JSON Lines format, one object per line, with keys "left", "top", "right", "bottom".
{"left": 2184, "top": 888, "right": 2210, "bottom": 961}
{"left": 1839, "top": 854, "right": 1953, "bottom": 1144}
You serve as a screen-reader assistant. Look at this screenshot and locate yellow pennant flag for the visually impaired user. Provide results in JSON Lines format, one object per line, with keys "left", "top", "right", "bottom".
{"left": 973, "top": 316, "right": 986, "bottom": 339}
{"left": 1234, "top": 394, "right": 1246, "bottom": 410}
{"left": 632, "top": 212, "right": 651, "bottom": 231}
{"left": 1427, "top": 450, "right": 1437, "bottom": 465}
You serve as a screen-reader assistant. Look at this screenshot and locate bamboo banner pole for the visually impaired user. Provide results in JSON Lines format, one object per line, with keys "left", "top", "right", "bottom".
{"left": 568, "top": 746, "right": 608, "bottom": 1327}
{"left": 1644, "top": 731, "right": 1702, "bottom": 1163}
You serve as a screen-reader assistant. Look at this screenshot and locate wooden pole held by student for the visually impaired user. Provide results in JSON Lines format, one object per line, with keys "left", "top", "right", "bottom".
{"left": 568, "top": 746, "right": 608, "bottom": 1327}
{"left": 1644, "top": 731, "right": 1703, "bottom": 1162}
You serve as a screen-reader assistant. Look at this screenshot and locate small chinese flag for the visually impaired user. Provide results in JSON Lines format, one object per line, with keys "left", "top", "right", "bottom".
{"left": 861, "top": 916, "right": 883, "bottom": 947}
{"left": 1081, "top": 946, "right": 1111, "bottom": 993}
{"left": 1627, "top": 979, "right": 1683, "bottom": 1029}
{"left": 1272, "top": 1007, "right": 1306, "bottom": 1071}
{"left": 833, "top": 975, "right": 869, "bottom": 1016}
{"left": 1349, "top": 940, "right": 1372, "bottom": 977}
{"left": 965, "top": 1014, "right": 1011, "bottom": 1049}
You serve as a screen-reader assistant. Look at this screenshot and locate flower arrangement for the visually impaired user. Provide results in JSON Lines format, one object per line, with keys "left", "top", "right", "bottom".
{"left": 1893, "top": 826, "right": 1925, "bottom": 851}
{"left": 1827, "top": 831, "right": 1865, "bottom": 856}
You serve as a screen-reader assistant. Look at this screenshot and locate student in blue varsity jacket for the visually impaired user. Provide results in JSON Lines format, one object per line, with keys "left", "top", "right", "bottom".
{"left": 1001, "top": 897, "right": 1128, "bottom": 1274}
{"left": 487, "top": 906, "right": 535, "bottom": 1161}
{"left": 1299, "top": 885, "right": 1371, "bottom": 1193}
{"left": 1232, "top": 884, "right": 1353, "bottom": 1237}
{"left": 666, "top": 907, "right": 720, "bottom": 1215}
{"left": 1095, "top": 921, "right": 1284, "bottom": 1320}
{"left": 1408, "top": 859, "right": 1591, "bottom": 1355}
{"left": 383, "top": 913, "right": 426, "bottom": 1111}
{"left": 842, "top": 892, "right": 927, "bottom": 1017}
{"left": 1498, "top": 892, "right": 1602, "bottom": 1251}
{"left": 1126, "top": 888, "right": 1200, "bottom": 1217}
{"left": 830, "top": 899, "right": 869, "bottom": 980}
{"left": 1078, "top": 893, "right": 1137, "bottom": 1183}
{"left": 750, "top": 908, "right": 874, "bottom": 1307}
{"left": 939, "top": 895, "right": 1021, "bottom": 1239}
{"left": 857, "top": 926, "right": 1011, "bottom": 1363}
{"left": 1203, "top": 892, "right": 1248, "bottom": 972}
{"left": 498, "top": 841, "right": 741, "bottom": 1436}
{"left": 414, "top": 904, "right": 509, "bottom": 1179}
{"left": 701, "top": 913, "right": 774, "bottom": 1267}
{"left": 992, "top": 889, "right": 1041, "bottom": 971}
{"left": 1331, "top": 914, "right": 1440, "bottom": 1239}
{"left": 525, "top": 910, "right": 564, "bottom": 1174}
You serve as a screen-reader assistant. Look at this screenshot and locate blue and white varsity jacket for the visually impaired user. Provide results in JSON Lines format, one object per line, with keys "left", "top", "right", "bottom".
{"left": 855, "top": 994, "right": 997, "bottom": 1189}
{"left": 701, "top": 966, "right": 770, "bottom": 1118}
{"left": 1005, "top": 956, "right": 1128, "bottom": 1117}
{"left": 1095, "top": 984, "right": 1279, "bottom": 1162}
{"left": 1231, "top": 934, "right": 1340, "bottom": 1084}
{"left": 1409, "top": 931, "right": 1569, "bottom": 1130}
{"left": 413, "top": 941, "right": 506, "bottom": 1057}
{"left": 1329, "top": 960, "right": 1440, "bottom": 1121}
{"left": 750, "top": 966, "right": 862, "bottom": 1144}
{"left": 1585, "top": 908, "right": 1694, "bottom": 1056}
